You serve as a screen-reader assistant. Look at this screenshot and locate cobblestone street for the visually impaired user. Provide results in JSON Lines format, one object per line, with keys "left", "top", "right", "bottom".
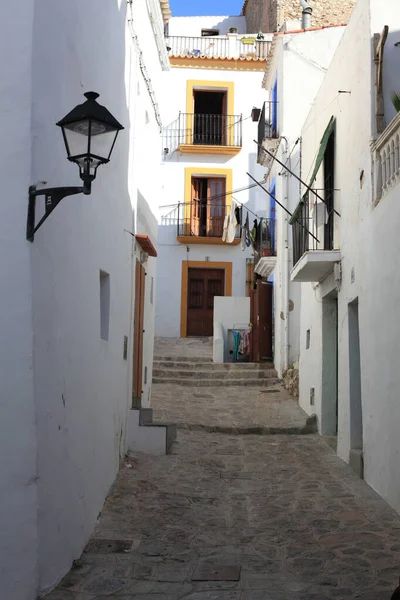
{"left": 48, "top": 430, "right": 400, "bottom": 600}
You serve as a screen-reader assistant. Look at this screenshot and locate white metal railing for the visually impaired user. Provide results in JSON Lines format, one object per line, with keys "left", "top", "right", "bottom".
{"left": 165, "top": 35, "right": 271, "bottom": 60}
{"left": 373, "top": 111, "right": 400, "bottom": 201}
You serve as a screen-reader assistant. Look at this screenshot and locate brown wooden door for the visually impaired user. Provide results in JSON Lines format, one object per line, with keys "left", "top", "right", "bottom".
{"left": 207, "top": 179, "right": 225, "bottom": 237}
{"left": 133, "top": 260, "right": 145, "bottom": 403}
{"left": 187, "top": 268, "right": 224, "bottom": 336}
{"left": 250, "top": 280, "right": 273, "bottom": 362}
{"left": 191, "top": 178, "right": 202, "bottom": 236}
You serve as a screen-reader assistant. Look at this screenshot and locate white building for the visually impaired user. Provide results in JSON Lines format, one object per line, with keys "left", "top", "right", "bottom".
{"left": 0, "top": 0, "right": 171, "bottom": 598}
{"left": 259, "top": 23, "right": 346, "bottom": 378}
{"left": 287, "top": 0, "right": 400, "bottom": 513}
{"left": 155, "top": 15, "right": 272, "bottom": 345}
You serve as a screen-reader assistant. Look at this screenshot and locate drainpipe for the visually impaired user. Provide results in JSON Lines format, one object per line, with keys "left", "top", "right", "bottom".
{"left": 282, "top": 137, "right": 290, "bottom": 373}
{"left": 300, "top": 0, "right": 312, "bottom": 29}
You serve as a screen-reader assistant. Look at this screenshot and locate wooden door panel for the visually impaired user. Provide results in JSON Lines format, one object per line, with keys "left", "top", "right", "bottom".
{"left": 187, "top": 268, "right": 224, "bottom": 337}
{"left": 207, "top": 178, "right": 225, "bottom": 237}
{"left": 250, "top": 280, "right": 273, "bottom": 362}
{"left": 191, "top": 178, "right": 202, "bottom": 236}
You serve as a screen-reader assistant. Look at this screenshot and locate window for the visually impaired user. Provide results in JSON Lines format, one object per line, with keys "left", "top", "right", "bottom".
{"left": 271, "top": 78, "right": 278, "bottom": 137}
{"left": 306, "top": 329, "right": 311, "bottom": 349}
{"left": 191, "top": 176, "right": 226, "bottom": 237}
{"left": 192, "top": 90, "right": 227, "bottom": 145}
{"left": 100, "top": 270, "right": 110, "bottom": 341}
{"left": 201, "top": 29, "right": 219, "bottom": 36}
{"left": 323, "top": 131, "right": 335, "bottom": 250}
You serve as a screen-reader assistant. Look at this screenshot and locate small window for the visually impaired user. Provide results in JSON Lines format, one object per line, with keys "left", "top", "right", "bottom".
{"left": 100, "top": 270, "right": 110, "bottom": 341}
{"left": 201, "top": 29, "right": 219, "bottom": 37}
{"left": 306, "top": 329, "right": 311, "bottom": 349}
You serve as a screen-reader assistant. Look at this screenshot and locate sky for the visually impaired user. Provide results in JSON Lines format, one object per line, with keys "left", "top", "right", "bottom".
{"left": 169, "top": 0, "right": 244, "bottom": 17}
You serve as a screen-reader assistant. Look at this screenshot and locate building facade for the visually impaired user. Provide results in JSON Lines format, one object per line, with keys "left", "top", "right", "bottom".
{"left": 156, "top": 17, "right": 272, "bottom": 340}
{"left": 0, "top": 0, "right": 170, "bottom": 598}
{"left": 287, "top": 0, "right": 400, "bottom": 514}
{"left": 242, "top": 0, "right": 357, "bottom": 34}
{"left": 258, "top": 25, "right": 345, "bottom": 377}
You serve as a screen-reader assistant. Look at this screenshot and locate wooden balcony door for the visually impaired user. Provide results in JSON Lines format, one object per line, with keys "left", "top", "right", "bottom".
{"left": 187, "top": 268, "right": 225, "bottom": 336}
{"left": 207, "top": 179, "right": 225, "bottom": 237}
{"left": 191, "top": 177, "right": 225, "bottom": 238}
{"left": 191, "top": 178, "right": 202, "bottom": 236}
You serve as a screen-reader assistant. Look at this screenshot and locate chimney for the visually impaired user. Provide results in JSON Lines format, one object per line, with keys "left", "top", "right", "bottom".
{"left": 300, "top": 0, "right": 312, "bottom": 29}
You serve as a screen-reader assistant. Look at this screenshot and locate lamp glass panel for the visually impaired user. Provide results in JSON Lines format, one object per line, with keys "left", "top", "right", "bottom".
{"left": 63, "top": 119, "right": 90, "bottom": 158}
{"left": 89, "top": 119, "right": 119, "bottom": 161}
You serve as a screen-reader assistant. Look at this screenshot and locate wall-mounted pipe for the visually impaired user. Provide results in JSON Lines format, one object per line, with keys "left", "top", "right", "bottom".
{"left": 300, "top": 0, "right": 312, "bottom": 29}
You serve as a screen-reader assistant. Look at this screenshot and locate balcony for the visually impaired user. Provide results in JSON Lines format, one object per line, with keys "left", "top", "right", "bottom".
{"left": 163, "top": 202, "right": 241, "bottom": 245}
{"left": 257, "top": 101, "right": 279, "bottom": 167}
{"left": 290, "top": 192, "right": 340, "bottom": 283}
{"left": 177, "top": 113, "right": 242, "bottom": 155}
{"left": 166, "top": 35, "right": 272, "bottom": 62}
{"left": 372, "top": 111, "right": 400, "bottom": 204}
{"left": 254, "top": 218, "right": 277, "bottom": 278}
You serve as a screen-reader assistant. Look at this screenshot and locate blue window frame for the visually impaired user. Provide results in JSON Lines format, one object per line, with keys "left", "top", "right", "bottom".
{"left": 271, "top": 77, "right": 278, "bottom": 137}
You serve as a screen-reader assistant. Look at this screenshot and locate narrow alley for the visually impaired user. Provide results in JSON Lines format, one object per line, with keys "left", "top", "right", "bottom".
{"left": 47, "top": 340, "right": 400, "bottom": 600}
{"left": 47, "top": 433, "right": 400, "bottom": 600}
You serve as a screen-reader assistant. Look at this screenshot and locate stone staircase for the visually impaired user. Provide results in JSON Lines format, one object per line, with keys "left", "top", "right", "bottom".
{"left": 153, "top": 355, "right": 280, "bottom": 387}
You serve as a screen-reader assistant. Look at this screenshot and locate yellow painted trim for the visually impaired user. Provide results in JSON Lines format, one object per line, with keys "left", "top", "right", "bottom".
{"left": 178, "top": 144, "right": 241, "bottom": 156}
{"left": 180, "top": 261, "right": 233, "bottom": 338}
{"left": 184, "top": 166, "right": 233, "bottom": 223}
{"left": 186, "top": 80, "right": 235, "bottom": 145}
{"left": 170, "top": 57, "right": 267, "bottom": 71}
{"left": 177, "top": 236, "right": 240, "bottom": 246}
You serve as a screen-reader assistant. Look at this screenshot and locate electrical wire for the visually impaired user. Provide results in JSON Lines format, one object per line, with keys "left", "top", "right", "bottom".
{"left": 127, "top": 7, "right": 163, "bottom": 133}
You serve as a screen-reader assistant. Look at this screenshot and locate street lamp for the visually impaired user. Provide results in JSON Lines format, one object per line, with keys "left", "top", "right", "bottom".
{"left": 27, "top": 92, "right": 124, "bottom": 242}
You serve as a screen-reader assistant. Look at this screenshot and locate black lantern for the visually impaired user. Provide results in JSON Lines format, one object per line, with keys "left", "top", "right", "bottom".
{"left": 27, "top": 92, "right": 123, "bottom": 242}
{"left": 57, "top": 92, "right": 123, "bottom": 194}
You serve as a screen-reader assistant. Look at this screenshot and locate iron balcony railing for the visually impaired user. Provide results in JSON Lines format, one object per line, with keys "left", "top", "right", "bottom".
{"left": 254, "top": 218, "right": 277, "bottom": 267}
{"left": 257, "top": 101, "right": 278, "bottom": 161}
{"left": 176, "top": 202, "right": 241, "bottom": 239}
{"left": 166, "top": 36, "right": 272, "bottom": 60}
{"left": 291, "top": 192, "right": 336, "bottom": 267}
{"left": 178, "top": 113, "right": 242, "bottom": 147}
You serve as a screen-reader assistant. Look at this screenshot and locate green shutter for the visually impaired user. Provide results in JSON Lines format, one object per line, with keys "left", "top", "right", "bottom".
{"left": 289, "top": 116, "right": 336, "bottom": 225}
{"left": 307, "top": 116, "right": 336, "bottom": 189}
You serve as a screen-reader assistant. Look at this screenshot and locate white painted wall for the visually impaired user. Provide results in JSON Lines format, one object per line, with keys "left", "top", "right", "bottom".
{"left": 0, "top": 0, "right": 168, "bottom": 597}
{"left": 263, "top": 27, "right": 345, "bottom": 376}
{"left": 213, "top": 296, "right": 250, "bottom": 362}
{"left": 168, "top": 16, "right": 247, "bottom": 36}
{"left": 0, "top": 3, "right": 39, "bottom": 599}
{"left": 297, "top": 0, "right": 400, "bottom": 514}
{"left": 156, "top": 64, "right": 267, "bottom": 338}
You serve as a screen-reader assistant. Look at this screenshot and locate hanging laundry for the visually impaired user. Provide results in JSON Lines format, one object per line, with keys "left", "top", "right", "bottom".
{"left": 235, "top": 205, "right": 241, "bottom": 226}
{"left": 222, "top": 200, "right": 239, "bottom": 243}
{"left": 243, "top": 330, "right": 251, "bottom": 356}
{"left": 241, "top": 212, "right": 249, "bottom": 251}
{"left": 251, "top": 219, "right": 258, "bottom": 243}
{"left": 233, "top": 330, "right": 241, "bottom": 362}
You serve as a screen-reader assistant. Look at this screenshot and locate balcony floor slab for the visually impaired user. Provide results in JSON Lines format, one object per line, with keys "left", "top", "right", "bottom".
{"left": 291, "top": 250, "right": 341, "bottom": 282}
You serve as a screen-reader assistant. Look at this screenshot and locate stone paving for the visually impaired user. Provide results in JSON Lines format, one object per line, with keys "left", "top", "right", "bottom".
{"left": 152, "top": 338, "right": 311, "bottom": 433}
{"left": 151, "top": 384, "right": 313, "bottom": 434}
{"left": 47, "top": 430, "right": 400, "bottom": 600}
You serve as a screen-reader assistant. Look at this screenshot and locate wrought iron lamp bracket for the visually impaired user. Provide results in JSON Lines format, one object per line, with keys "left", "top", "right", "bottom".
{"left": 26, "top": 184, "right": 88, "bottom": 242}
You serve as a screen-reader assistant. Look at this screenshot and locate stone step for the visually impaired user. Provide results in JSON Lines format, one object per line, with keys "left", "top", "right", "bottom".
{"left": 154, "top": 355, "right": 213, "bottom": 363}
{"left": 153, "top": 360, "right": 275, "bottom": 371}
{"left": 153, "top": 368, "right": 278, "bottom": 380}
{"left": 152, "top": 377, "right": 281, "bottom": 387}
